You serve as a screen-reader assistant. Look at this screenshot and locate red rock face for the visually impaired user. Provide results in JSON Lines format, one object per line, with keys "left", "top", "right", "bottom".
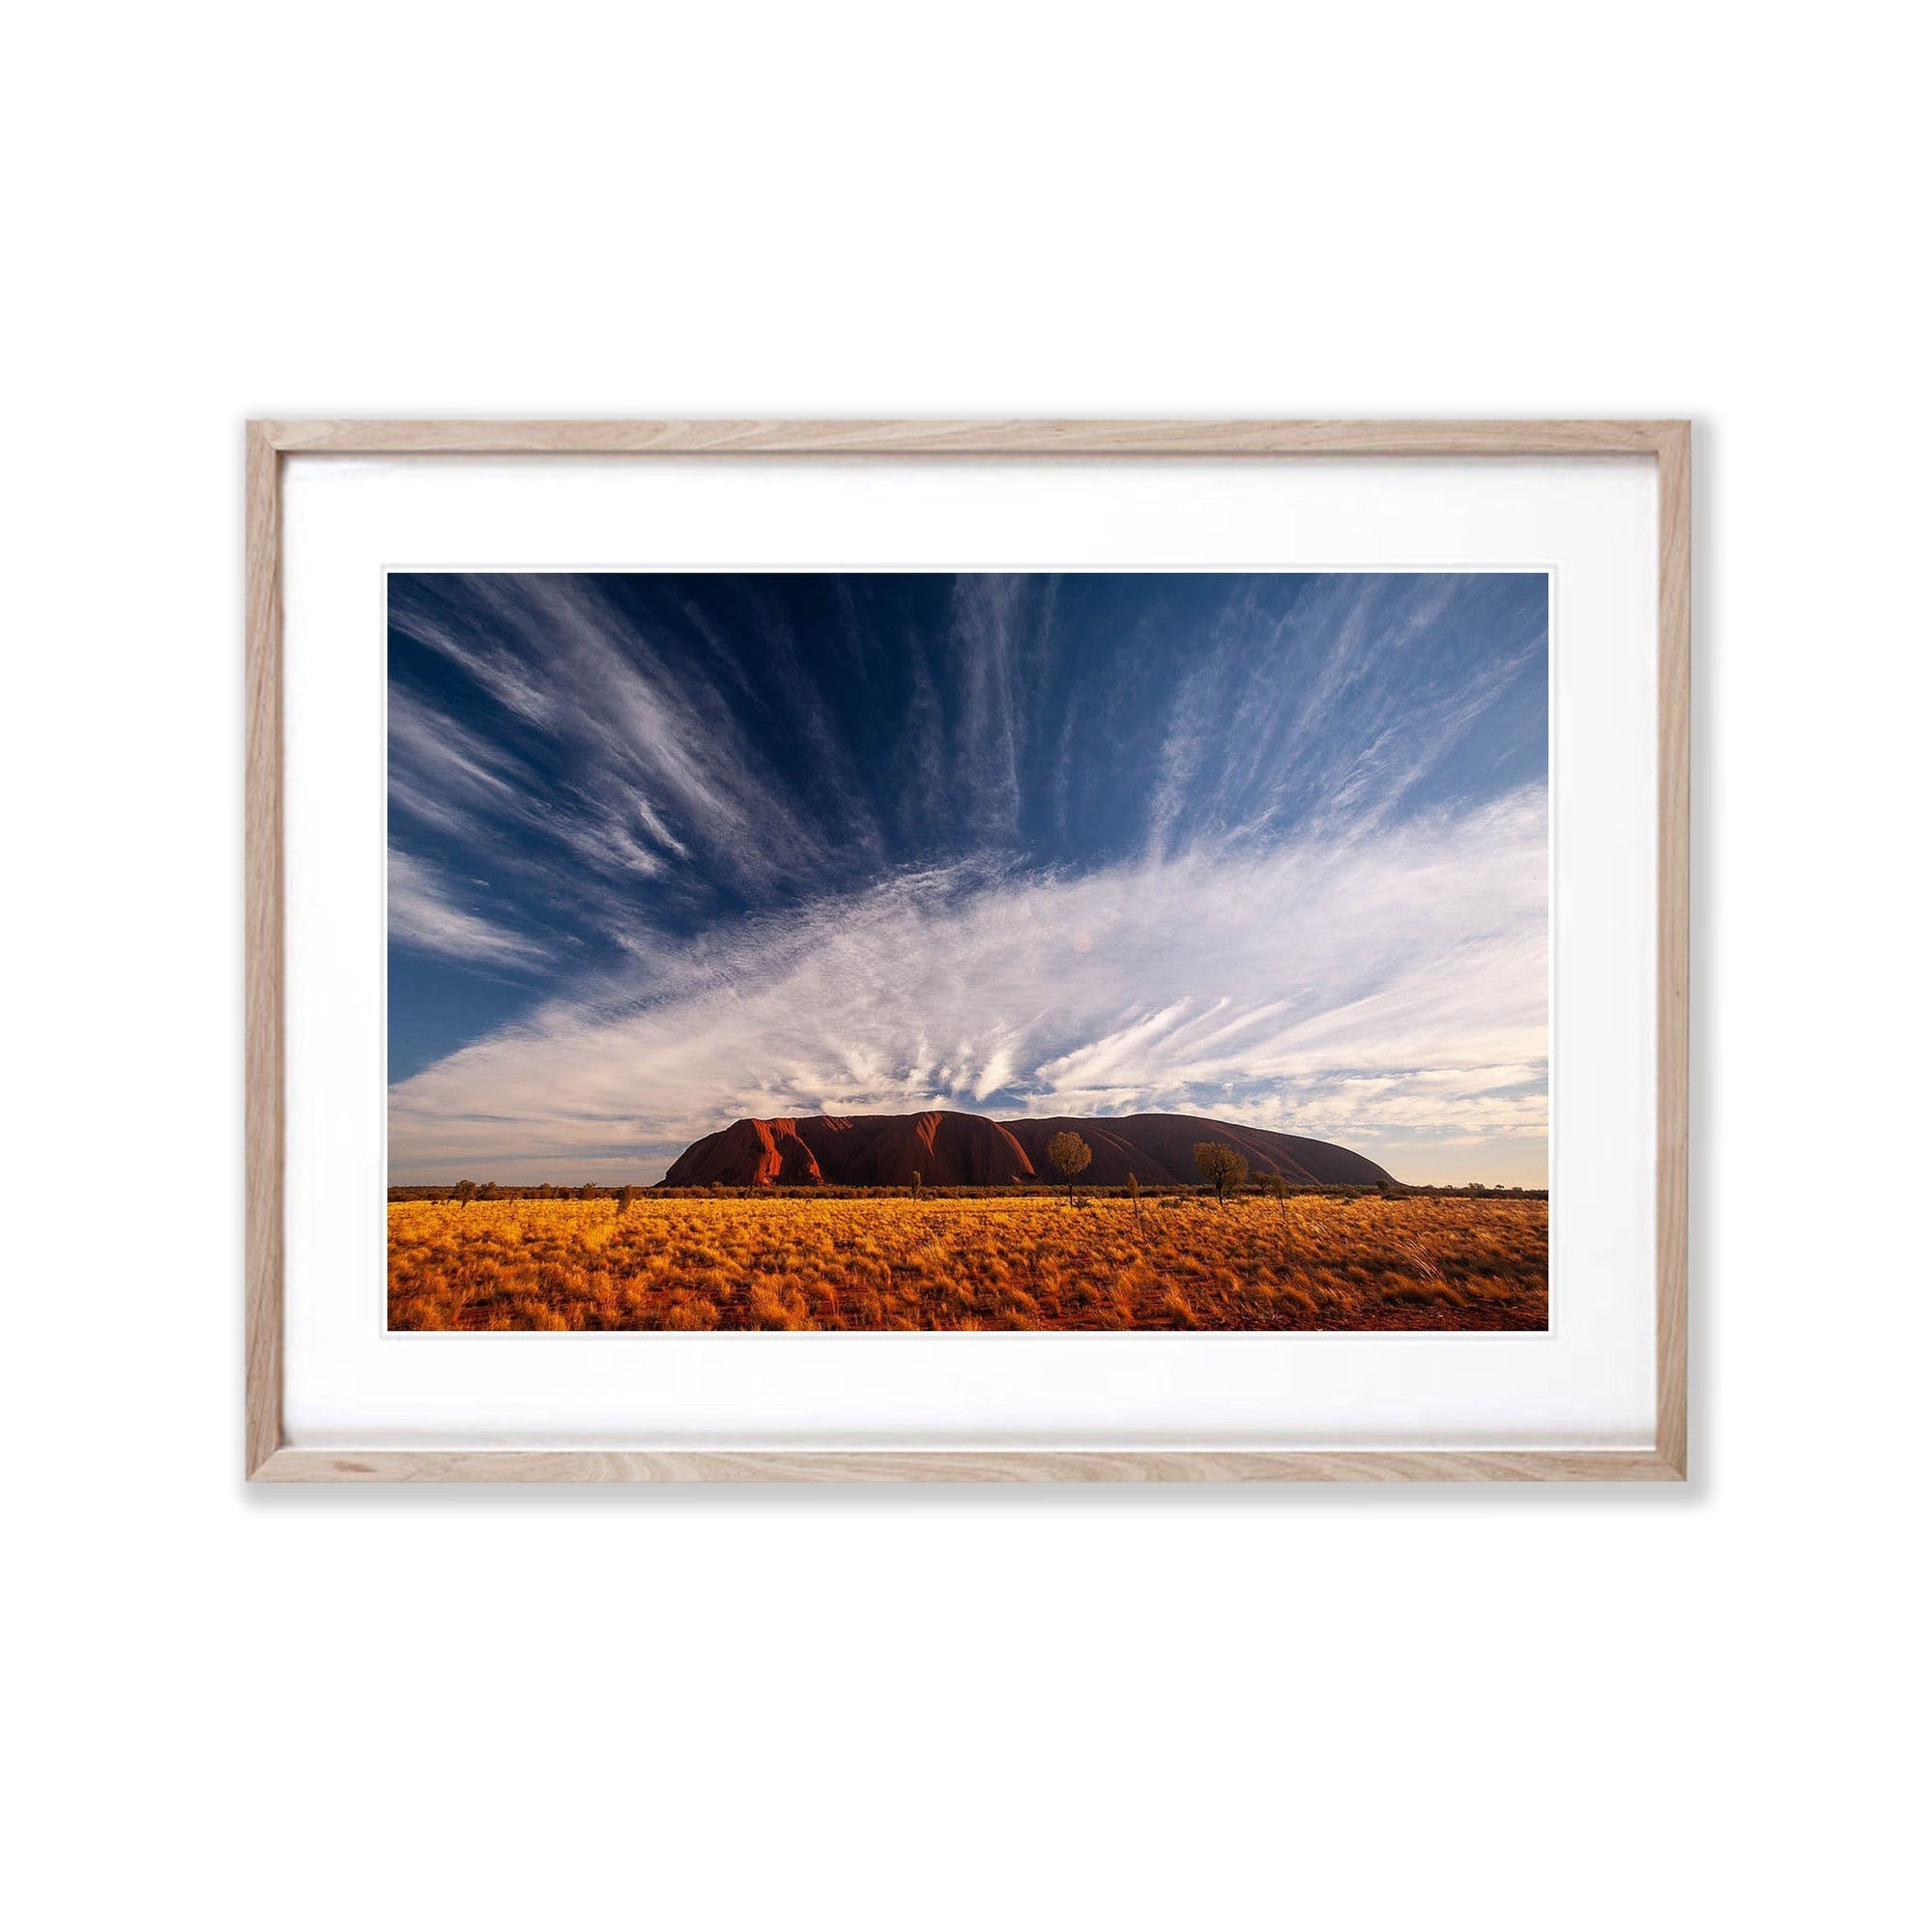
{"left": 661, "top": 1116, "right": 825, "bottom": 1188}
{"left": 661, "top": 1110, "right": 1393, "bottom": 1189}
{"left": 821, "top": 1110, "right": 1037, "bottom": 1187}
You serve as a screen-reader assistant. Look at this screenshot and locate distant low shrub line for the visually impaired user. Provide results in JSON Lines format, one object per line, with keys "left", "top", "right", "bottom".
{"left": 389, "top": 1178, "right": 1547, "bottom": 1203}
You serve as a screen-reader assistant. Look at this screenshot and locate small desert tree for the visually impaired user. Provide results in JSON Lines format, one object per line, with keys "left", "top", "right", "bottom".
{"left": 453, "top": 1178, "right": 477, "bottom": 1208}
{"left": 911, "top": 1168, "right": 923, "bottom": 1199}
{"left": 1193, "top": 1141, "right": 1248, "bottom": 1204}
{"left": 1127, "top": 1170, "right": 1142, "bottom": 1233}
{"left": 619, "top": 1184, "right": 642, "bottom": 1214}
{"left": 1046, "top": 1130, "right": 1092, "bottom": 1203}
{"left": 1261, "top": 1172, "right": 1292, "bottom": 1241}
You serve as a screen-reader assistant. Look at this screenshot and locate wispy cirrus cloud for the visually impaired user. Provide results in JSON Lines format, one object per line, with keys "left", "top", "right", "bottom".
{"left": 1146, "top": 573, "right": 1543, "bottom": 853}
{"left": 389, "top": 788, "right": 1548, "bottom": 1185}
{"left": 387, "top": 849, "right": 549, "bottom": 970}
{"left": 390, "top": 574, "right": 838, "bottom": 907}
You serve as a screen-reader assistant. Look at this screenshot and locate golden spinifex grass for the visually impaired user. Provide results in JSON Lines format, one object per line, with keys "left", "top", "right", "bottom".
{"left": 389, "top": 1195, "right": 1547, "bottom": 1332}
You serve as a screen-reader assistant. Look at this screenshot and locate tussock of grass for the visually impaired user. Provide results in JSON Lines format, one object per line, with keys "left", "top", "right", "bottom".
{"left": 389, "top": 1196, "right": 1547, "bottom": 1332}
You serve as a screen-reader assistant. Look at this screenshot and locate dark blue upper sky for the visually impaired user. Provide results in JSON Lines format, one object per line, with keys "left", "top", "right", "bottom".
{"left": 388, "top": 572, "right": 1549, "bottom": 1184}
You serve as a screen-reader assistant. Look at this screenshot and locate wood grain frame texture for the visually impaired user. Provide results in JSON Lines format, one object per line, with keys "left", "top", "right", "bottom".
{"left": 245, "top": 419, "right": 1689, "bottom": 1485}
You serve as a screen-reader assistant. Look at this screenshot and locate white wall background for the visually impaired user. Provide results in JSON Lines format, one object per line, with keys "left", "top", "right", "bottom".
{"left": 6, "top": 5, "right": 1925, "bottom": 1929}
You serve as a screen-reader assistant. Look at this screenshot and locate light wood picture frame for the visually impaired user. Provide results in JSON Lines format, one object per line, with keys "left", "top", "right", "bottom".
{"left": 245, "top": 418, "right": 1689, "bottom": 1483}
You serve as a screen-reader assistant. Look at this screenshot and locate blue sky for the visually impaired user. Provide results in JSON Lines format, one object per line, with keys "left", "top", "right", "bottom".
{"left": 389, "top": 572, "right": 1549, "bottom": 1184}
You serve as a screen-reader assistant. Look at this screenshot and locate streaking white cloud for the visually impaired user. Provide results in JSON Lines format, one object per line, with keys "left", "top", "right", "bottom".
{"left": 388, "top": 849, "right": 548, "bottom": 969}
{"left": 389, "top": 788, "right": 1548, "bottom": 1185}
{"left": 390, "top": 574, "right": 841, "bottom": 899}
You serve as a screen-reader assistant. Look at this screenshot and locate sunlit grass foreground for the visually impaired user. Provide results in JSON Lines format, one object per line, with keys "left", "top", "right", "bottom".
{"left": 389, "top": 1195, "right": 1548, "bottom": 1332}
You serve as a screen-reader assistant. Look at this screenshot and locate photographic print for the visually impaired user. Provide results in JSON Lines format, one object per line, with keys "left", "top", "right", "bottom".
{"left": 387, "top": 569, "right": 1549, "bottom": 1333}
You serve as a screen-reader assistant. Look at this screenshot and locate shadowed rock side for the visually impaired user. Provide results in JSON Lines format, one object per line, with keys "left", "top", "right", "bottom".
{"left": 661, "top": 1109, "right": 1394, "bottom": 1189}
{"left": 1002, "top": 1113, "right": 1392, "bottom": 1188}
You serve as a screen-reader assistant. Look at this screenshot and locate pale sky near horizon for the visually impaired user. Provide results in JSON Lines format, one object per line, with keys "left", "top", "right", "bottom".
{"left": 388, "top": 571, "right": 1549, "bottom": 1186}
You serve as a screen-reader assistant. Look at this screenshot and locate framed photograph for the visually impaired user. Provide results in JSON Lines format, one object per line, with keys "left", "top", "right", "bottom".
{"left": 246, "top": 419, "right": 1688, "bottom": 1481}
